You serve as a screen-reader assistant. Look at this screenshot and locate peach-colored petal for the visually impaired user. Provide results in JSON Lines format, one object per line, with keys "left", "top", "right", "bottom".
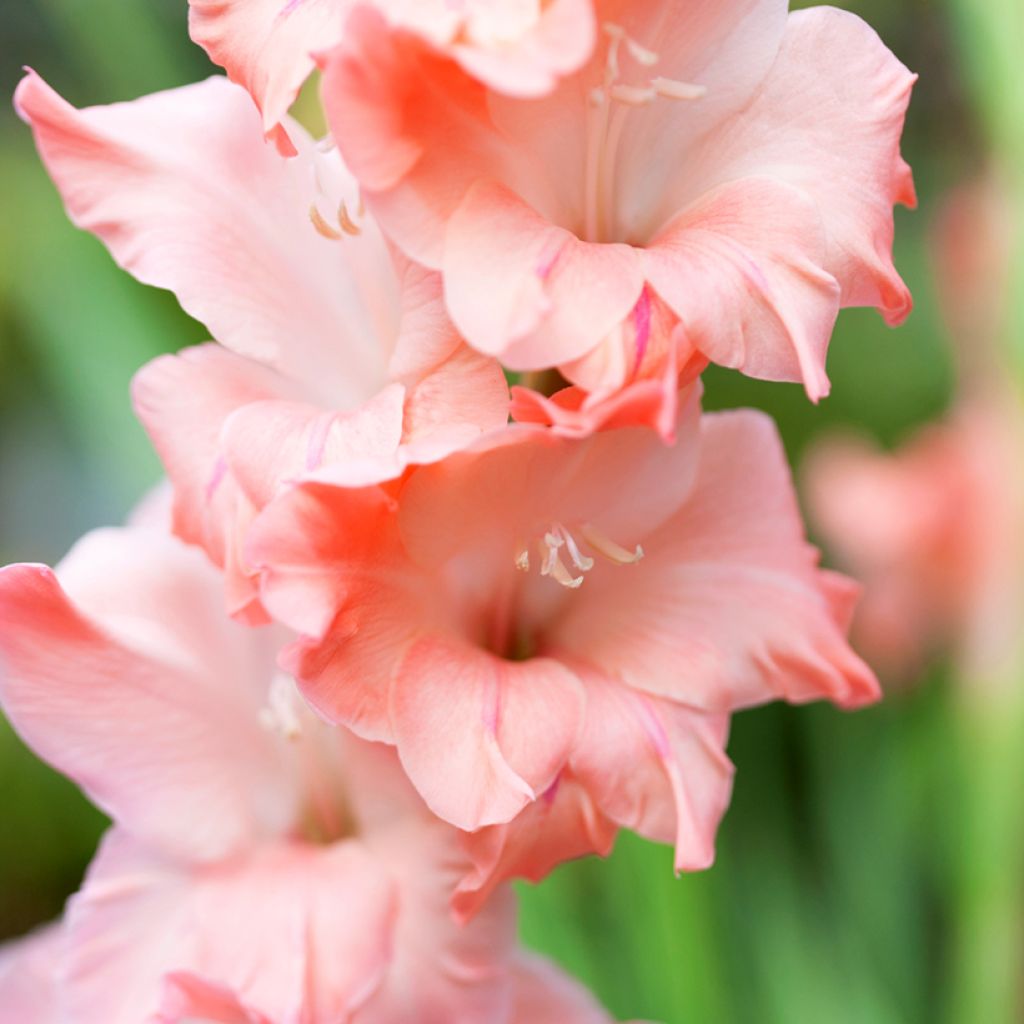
{"left": 132, "top": 344, "right": 294, "bottom": 567}
{"left": 156, "top": 973, "right": 272, "bottom": 1024}
{"left": 63, "top": 831, "right": 395, "bottom": 1024}
{"left": 391, "top": 637, "right": 585, "bottom": 830}
{"left": 0, "top": 925, "right": 63, "bottom": 1023}
{"left": 188, "top": 0, "right": 345, "bottom": 148}
{"left": 568, "top": 665, "right": 734, "bottom": 871}
{"left": 454, "top": 774, "right": 617, "bottom": 922}
{"left": 510, "top": 953, "right": 618, "bottom": 1024}
{"left": 443, "top": 180, "right": 644, "bottom": 369}
{"left": 16, "top": 71, "right": 393, "bottom": 398}
{"left": 0, "top": 530, "right": 295, "bottom": 862}
{"left": 644, "top": 177, "right": 840, "bottom": 400}
{"left": 554, "top": 411, "right": 880, "bottom": 711}
{"left": 672, "top": 7, "right": 916, "bottom": 325}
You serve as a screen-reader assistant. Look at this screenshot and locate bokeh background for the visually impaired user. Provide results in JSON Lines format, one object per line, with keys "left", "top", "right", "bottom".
{"left": 1, "top": 2, "right": 1021, "bottom": 1021}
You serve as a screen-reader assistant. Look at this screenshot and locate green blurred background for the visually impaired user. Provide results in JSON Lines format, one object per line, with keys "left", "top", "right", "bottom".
{"left": 0, "top": 2, "right": 1021, "bottom": 1022}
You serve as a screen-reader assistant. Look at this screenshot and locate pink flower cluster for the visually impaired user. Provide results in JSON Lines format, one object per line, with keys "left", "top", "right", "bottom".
{"left": 0, "top": 1, "right": 914, "bottom": 1019}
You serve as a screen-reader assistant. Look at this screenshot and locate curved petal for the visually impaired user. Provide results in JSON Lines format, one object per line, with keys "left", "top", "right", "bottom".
{"left": 444, "top": 180, "right": 644, "bottom": 369}
{"left": 0, "top": 925, "right": 64, "bottom": 1023}
{"left": 674, "top": 7, "right": 916, "bottom": 324}
{"left": 63, "top": 831, "right": 395, "bottom": 1024}
{"left": 0, "top": 529, "right": 294, "bottom": 862}
{"left": 553, "top": 410, "right": 880, "bottom": 712}
{"left": 510, "top": 953, "right": 618, "bottom": 1024}
{"left": 453, "top": 774, "right": 617, "bottom": 922}
{"left": 15, "top": 71, "right": 392, "bottom": 398}
{"left": 644, "top": 177, "right": 840, "bottom": 400}
{"left": 188, "top": 0, "right": 346, "bottom": 148}
{"left": 568, "top": 665, "right": 734, "bottom": 871}
{"left": 132, "top": 344, "right": 294, "bottom": 567}
{"left": 391, "top": 638, "right": 585, "bottom": 830}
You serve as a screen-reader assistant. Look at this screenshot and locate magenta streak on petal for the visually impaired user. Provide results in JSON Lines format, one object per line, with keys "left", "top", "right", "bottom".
{"left": 541, "top": 774, "right": 561, "bottom": 806}
{"left": 535, "top": 239, "right": 565, "bottom": 282}
{"left": 633, "top": 287, "right": 652, "bottom": 368}
{"left": 279, "top": 0, "right": 306, "bottom": 16}
{"left": 205, "top": 456, "right": 228, "bottom": 502}
{"left": 633, "top": 693, "right": 671, "bottom": 759}
{"left": 305, "top": 413, "right": 338, "bottom": 471}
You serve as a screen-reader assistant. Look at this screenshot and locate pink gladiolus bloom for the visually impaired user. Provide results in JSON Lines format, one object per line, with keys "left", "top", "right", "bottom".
{"left": 188, "top": 0, "right": 597, "bottom": 153}
{"left": 0, "top": 524, "right": 622, "bottom": 1023}
{"left": 15, "top": 71, "right": 509, "bottom": 621}
{"left": 247, "top": 394, "right": 878, "bottom": 860}
{"left": 320, "top": 0, "right": 916, "bottom": 412}
{"left": 804, "top": 400, "right": 1024, "bottom": 685}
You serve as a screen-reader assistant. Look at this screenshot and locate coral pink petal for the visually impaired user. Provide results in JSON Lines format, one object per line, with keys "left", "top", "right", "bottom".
{"left": 0, "top": 530, "right": 295, "bottom": 862}
{"left": 156, "top": 974, "right": 272, "bottom": 1024}
{"left": 554, "top": 411, "right": 880, "bottom": 712}
{"left": 0, "top": 925, "right": 64, "bottom": 1023}
{"left": 676, "top": 7, "right": 916, "bottom": 324}
{"left": 450, "top": 0, "right": 596, "bottom": 96}
{"left": 132, "top": 344, "right": 294, "bottom": 565}
{"left": 221, "top": 383, "right": 407, "bottom": 508}
{"left": 644, "top": 177, "right": 840, "bottom": 400}
{"left": 63, "top": 831, "right": 395, "bottom": 1024}
{"left": 568, "top": 666, "right": 734, "bottom": 871}
{"left": 454, "top": 775, "right": 617, "bottom": 922}
{"left": 188, "top": 0, "right": 345, "bottom": 144}
{"left": 15, "top": 71, "right": 389, "bottom": 395}
{"left": 444, "top": 180, "right": 644, "bottom": 369}
{"left": 391, "top": 638, "right": 584, "bottom": 830}
{"left": 510, "top": 953, "right": 618, "bottom": 1024}
{"left": 399, "top": 388, "right": 702, "bottom": 571}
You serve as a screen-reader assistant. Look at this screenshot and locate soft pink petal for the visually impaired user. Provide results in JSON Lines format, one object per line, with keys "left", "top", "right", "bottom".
{"left": 221, "top": 384, "right": 407, "bottom": 509}
{"left": 674, "top": 7, "right": 916, "bottom": 324}
{"left": 443, "top": 180, "right": 644, "bottom": 369}
{"left": 391, "top": 637, "right": 585, "bottom": 830}
{"left": 454, "top": 774, "right": 617, "bottom": 922}
{"left": 568, "top": 666, "right": 734, "bottom": 871}
{"left": 0, "top": 529, "right": 295, "bottom": 862}
{"left": 0, "top": 925, "right": 64, "bottom": 1023}
{"left": 398, "top": 387, "right": 702, "bottom": 573}
{"left": 156, "top": 974, "right": 272, "bottom": 1024}
{"left": 16, "top": 71, "right": 392, "bottom": 397}
{"left": 188, "top": 0, "right": 345, "bottom": 145}
{"left": 644, "top": 177, "right": 840, "bottom": 400}
{"left": 509, "top": 953, "right": 617, "bottom": 1024}
{"left": 553, "top": 411, "right": 880, "bottom": 712}
{"left": 132, "top": 344, "right": 294, "bottom": 567}
{"left": 63, "top": 831, "right": 395, "bottom": 1024}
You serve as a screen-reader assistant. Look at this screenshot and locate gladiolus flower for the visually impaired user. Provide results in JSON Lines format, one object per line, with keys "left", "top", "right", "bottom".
{"left": 188, "top": 0, "right": 598, "bottom": 153}
{"left": 247, "top": 394, "right": 878, "bottom": 864}
{"left": 15, "top": 71, "right": 509, "bottom": 621}
{"left": 320, "top": 0, "right": 916, "bottom": 412}
{"left": 0, "top": 524, "right": 620, "bottom": 1023}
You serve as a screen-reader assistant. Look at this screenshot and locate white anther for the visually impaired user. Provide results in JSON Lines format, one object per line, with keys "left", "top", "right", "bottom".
{"left": 651, "top": 76, "right": 707, "bottom": 101}
{"left": 580, "top": 523, "right": 644, "bottom": 565}
{"left": 610, "top": 83, "right": 657, "bottom": 106}
{"left": 515, "top": 546, "right": 530, "bottom": 572}
{"left": 625, "top": 37, "right": 658, "bottom": 66}
{"left": 539, "top": 531, "right": 564, "bottom": 577}
{"left": 559, "top": 526, "right": 595, "bottom": 572}
{"left": 550, "top": 555, "right": 584, "bottom": 589}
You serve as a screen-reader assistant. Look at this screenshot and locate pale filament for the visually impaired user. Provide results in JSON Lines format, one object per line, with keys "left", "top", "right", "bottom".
{"left": 526, "top": 521, "right": 643, "bottom": 589}
{"left": 583, "top": 21, "right": 707, "bottom": 244}
{"left": 309, "top": 135, "right": 365, "bottom": 239}
{"left": 259, "top": 673, "right": 304, "bottom": 741}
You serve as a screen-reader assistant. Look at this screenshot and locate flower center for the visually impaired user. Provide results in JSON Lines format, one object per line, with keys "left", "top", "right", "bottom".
{"left": 583, "top": 22, "right": 706, "bottom": 244}
{"left": 516, "top": 520, "right": 644, "bottom": 589}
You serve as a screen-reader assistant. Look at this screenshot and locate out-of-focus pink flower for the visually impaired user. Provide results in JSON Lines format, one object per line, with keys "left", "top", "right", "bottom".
{"left": 321, "top": 0, "right": 915, "bottom": 412}
{"left": 247, "top": 394, "right": 877, "bottom": 863}
{"left": 188, "top": 0, "right": 597, "bottom": 153}
{"left": 15, "top": 72, "right": 509, "bottom": 622}
{"left": 0, "top": 526, "right": 617, "bottom": 1023}
{"left": 803, "top": 400, "right": 1024, "bottom": 685}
